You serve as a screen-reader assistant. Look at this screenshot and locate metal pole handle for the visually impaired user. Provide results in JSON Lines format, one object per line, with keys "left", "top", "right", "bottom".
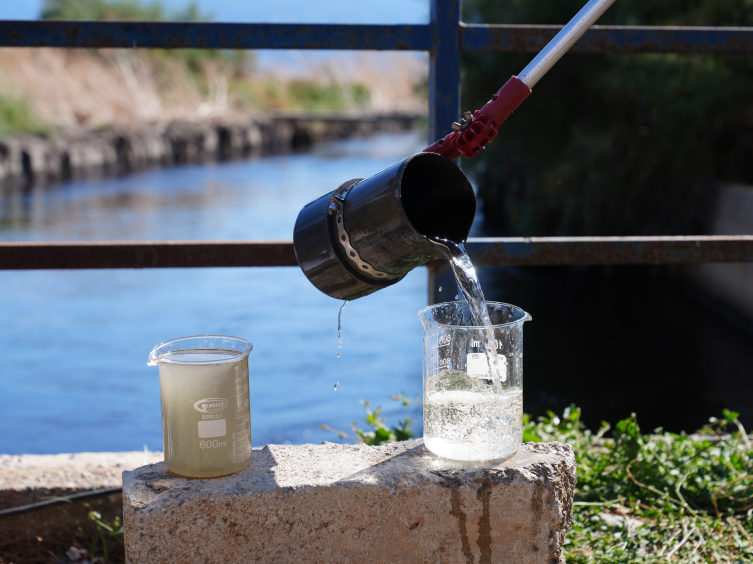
{"left": 518, "top": 0, "right": 617, "bottom": 88}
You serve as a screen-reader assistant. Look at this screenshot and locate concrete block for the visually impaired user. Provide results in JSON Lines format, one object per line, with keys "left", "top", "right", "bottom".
{"left": 0, "top": 451, "right": 164, "bottom": 507}
{"left": 124, "top": 440, "right": 575, "bottom": 564}
{"left": 0, "top": 451, "right": 164, "bottom": 542}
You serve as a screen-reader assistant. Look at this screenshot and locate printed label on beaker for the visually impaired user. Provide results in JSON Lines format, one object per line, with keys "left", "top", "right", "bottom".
{"left": 466, "top": 352, "right": 507, "bottom": 380}
{"left": 193, "top": 398, "right": 228, "bottom": 414}
{"left": 198, "top": 419, "right": 227, "bottom": 438}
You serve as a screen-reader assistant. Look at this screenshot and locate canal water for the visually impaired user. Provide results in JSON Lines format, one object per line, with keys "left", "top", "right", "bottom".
{"left": 0, "top": 132, "right": 429, "bottom": 454}
{"left": 2, "top": 131, "right": 752, "bottom": 454}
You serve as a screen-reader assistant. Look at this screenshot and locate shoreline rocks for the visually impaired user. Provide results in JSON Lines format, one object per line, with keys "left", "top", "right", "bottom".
{"left": 0, "top": 111, "right": 422, "bottom": 189}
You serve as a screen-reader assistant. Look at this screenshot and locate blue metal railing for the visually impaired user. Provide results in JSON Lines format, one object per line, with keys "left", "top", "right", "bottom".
{"left": 1, "top": 0, "right": 753, "bottom": 303}
{"left": 4, "top": 0, "right": 753, "bottom": 145}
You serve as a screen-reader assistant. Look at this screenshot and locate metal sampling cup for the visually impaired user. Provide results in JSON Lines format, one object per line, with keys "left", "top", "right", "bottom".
{"left": 293, "top": 152, "right": 476, "bottom": 301}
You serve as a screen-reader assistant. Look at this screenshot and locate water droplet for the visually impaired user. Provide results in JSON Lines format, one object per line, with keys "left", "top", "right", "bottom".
{"left": 455, "top": 294, "right": 459, "bottom": 300}
{"left": 336, "top": 352, "right": 341, "bottom": 358}
{"left": 334, "top": 382, "right": 339, "bottom": 391}
{"left": 337, "top": 301, "right": 347, "bottom": 359}
{"left": 438, "top": 286, "right": 443, "bottom": 292}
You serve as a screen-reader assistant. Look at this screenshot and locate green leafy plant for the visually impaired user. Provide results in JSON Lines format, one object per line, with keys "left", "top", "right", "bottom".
{"left": 525, "top": 406, "right": 753, "bottom": 562}
{"left": 320, "top": 392, "right": 417, "bottom": 446}
{"left": 87, "top": 510, "right": 124, "bottom": 562}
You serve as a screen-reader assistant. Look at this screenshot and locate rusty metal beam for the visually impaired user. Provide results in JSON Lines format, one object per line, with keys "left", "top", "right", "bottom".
{"left": 1, "top": 236, "right": 752, "bottom": 271}
{"left": 466, "top": 235, "right": 753, "bottom": 266}
{"left": 0, "top": 241, "right": 297, "bottom": 270}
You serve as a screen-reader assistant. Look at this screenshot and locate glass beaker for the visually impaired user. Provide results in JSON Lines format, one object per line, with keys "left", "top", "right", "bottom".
{"left": 148, "top": 335, "right": 252, "bottom": 478}
{"left": 418, "top": 302, "right": 531, "bottom": 462}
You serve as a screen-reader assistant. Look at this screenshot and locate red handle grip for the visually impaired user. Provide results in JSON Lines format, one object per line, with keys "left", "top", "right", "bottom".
{"left": 423, "top": 76, "right": 531, "bottom": 160}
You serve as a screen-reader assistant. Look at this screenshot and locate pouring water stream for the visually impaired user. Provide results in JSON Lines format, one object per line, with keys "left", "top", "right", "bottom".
{"left": 428, "top": 237, "right": 506, "bottom": 391}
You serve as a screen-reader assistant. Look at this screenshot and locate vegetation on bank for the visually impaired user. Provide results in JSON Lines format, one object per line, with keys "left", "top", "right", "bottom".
{"left": 0, "top": 95, "right": 51, "bottom": 137}
{"left": 0, "top": 0, "right": 378, "bottom": 138}
{"left": 462, "top": 0, "right": 753, "bottom": 237}
{"left": 40, "top": 0, "right": 375, "bottom": 114}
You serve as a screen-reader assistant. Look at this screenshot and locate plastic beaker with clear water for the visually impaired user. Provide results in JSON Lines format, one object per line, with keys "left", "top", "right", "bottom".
{"left": 418, "top": 302, "right": 531, "bottom": 462}
{"left": 148, "top": 335, "right": 252, "bottom": 478}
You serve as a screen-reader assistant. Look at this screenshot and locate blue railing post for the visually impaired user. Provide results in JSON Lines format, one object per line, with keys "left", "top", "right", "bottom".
{"left": 428, "top": 0, "right": 461, "bottom": 144}
{"left": 427, "top": 0, "right": 463, "bottom": 305}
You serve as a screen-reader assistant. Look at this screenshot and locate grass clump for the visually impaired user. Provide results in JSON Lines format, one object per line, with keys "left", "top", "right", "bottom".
{"left": 286, "top": 81, "right": 370, "bottom": 112}
{"left": 340, "top": 398, "right": 753, "bottom": 561}
{"left": 527, "top": 406, "right": 753, "bottom": 562}
{"left": 0, "top": 95, "right": 52, "bottom": 137}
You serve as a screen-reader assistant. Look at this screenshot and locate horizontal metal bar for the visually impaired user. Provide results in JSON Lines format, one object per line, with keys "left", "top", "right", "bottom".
{"left": 3, "top": 21, "right": 752, "bottom": 54}
{"left": 462, "top": 24, "right": 753, "bottom": 54}
{"left": 0, "top": 21, "right": 433, "bottom": 50}
{"left": 465, "top": 236, "right": 753, "bottom": 266}
{"left": 1, "top": 236, "right": 752, "bottom": 271}
{"left": 0, "top": 241, "right": 297, "bottom": 270}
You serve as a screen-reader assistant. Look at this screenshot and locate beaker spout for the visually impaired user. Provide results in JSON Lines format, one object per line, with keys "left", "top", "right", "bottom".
{"left": 147, "top": 349, "right": 160, "bottom": 366}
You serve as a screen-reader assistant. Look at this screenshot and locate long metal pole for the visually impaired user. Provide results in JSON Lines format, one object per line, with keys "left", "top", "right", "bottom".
{"left": 518, "top": 0, "right": 618, "bottom": 88}
{"left": 424, "top": 0, "right": 617, "bottom": 160}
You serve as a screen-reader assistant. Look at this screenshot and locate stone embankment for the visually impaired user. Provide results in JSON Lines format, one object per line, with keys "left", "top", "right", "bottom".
{"left": 0, "top": 112, "right": 421, "bottom": 188}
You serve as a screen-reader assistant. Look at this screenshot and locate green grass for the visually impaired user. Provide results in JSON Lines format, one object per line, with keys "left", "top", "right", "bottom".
{"left": 528, "top": 407, "right": 753, "bottom": 562}
{"left": 0, "top": 95, "right": 52, "bottom": 138}
{"left": 286, "top": 81, "right": 371, "bottom": 111}
{"left": 342, "top": 398, "right": 753, "bottom": 562}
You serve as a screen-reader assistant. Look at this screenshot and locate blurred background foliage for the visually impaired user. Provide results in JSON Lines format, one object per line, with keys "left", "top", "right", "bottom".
{"left": 0, "top": 0, "right": 379, "bottom": 137}
{"left": 40, "top": 0, "right": 207, "bottom": 21}
{"left": 462, "top": 0, "right": 753, "bottom": 236}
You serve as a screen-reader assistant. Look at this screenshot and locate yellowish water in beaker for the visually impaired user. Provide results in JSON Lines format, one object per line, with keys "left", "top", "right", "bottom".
{"left": 158, "top": 350, "right": 251, "bottom": 478}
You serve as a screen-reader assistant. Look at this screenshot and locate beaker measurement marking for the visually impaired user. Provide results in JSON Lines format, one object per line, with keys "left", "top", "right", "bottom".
{"left": 235, "top": 413, "right": 250, "bottom": 425}
{"left": 439, "top": 358, "right": 451, "bottom": 367}
{"left": 471, "top": 339, "right": 503, "bottom": 350}
{"left": 437, "top": 335, "right": 452, "bottom": 347}
{"left": 234, "top": 398, "right": 250, "bottom": 410}
{"left": 200, "top": 439, "right": 227, "bottom": 449}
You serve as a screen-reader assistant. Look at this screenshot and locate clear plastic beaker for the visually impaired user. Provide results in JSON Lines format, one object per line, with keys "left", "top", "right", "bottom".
{"left": 148, "top": 335, "right": 252, "bottom": 478}
{"left": 418, "top": 302, "right": 531, "bottom": 462}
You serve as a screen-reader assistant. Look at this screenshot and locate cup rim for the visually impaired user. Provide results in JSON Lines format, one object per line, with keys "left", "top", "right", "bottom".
{"left": 148, "top": 335, "right": 253, "bottom": 366}
{"left": 417, "top": 301, "right": 532, "bottom": 329}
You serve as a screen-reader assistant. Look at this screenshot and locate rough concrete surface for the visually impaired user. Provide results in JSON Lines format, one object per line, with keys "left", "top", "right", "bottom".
{"left": 0, "top": 451, "right": 164, "bottom": 545}
{"left": 124, "top": 440, "right": 575, "bottom": 564}
{"left": 0, "top": 451, "right": 164, "bottom": 507}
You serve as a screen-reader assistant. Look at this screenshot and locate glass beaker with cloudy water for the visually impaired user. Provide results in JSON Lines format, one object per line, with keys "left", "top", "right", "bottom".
{"left": 419, "top": 302, "right": 531, "bottom": 462}
{"left": 148, "top": 335, "right": 252, "bottom": 478}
